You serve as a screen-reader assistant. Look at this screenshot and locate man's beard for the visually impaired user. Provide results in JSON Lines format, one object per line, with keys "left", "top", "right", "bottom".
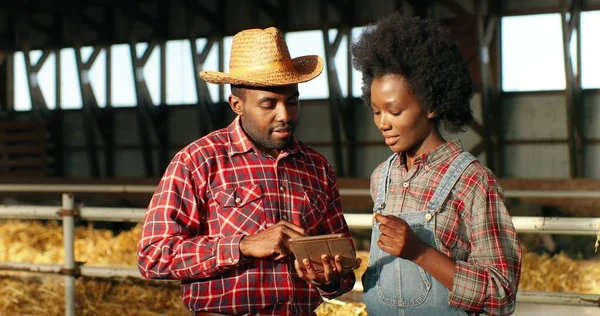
{"left": 244, "top": 121, "right": 295, "bottom": 151}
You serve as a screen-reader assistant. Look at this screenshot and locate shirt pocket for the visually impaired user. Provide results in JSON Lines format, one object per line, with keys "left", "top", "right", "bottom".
{"left": 299, "top": 190, "right": 328, "bottom": 234}
{"left": 214, "top": 184, "right": 266, "bottom": 236}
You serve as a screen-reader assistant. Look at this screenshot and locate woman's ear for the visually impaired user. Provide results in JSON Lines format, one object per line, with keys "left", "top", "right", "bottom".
{"left": 229, "top": 95, "right": 243, "bottom": 116}
{"left": 427, "top": 110, "right": 436, "bottom": 119}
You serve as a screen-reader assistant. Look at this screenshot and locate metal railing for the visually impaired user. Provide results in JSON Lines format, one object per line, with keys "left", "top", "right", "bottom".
{"left": 2, "top": 183, "right": 600, "bottom": 198}
{"left": 1, "top": 193, "right": 600, "bottom": 315}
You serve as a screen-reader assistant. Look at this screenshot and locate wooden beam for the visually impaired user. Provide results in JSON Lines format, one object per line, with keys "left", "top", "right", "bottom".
{"left": 188, "top": 0, "right": 220, "bottom": 29}
{"left": 0, "top": 53, "right": 6, "bottom": 113}
{"left": 191, "top": 38, "right": 217, "bottom": 136}
{"left": 322, "top": 27, "right": 346, "bottom": 177}
{"left": 319, "top": 0, "right": 359, "bottom": 177}
{"left": 503, "top": 3, "right": 600, "bottom": 16}
{"left": 560, "top": 0, "right": 584, "bottom": 178}
{"left": 475, "top": 0, "right": 502, "bottom": 175}
{"left": 130, "top": 42, "right": 157, "bottom": 177}
{"left": 407, "top": 0, "right": 433, "bottom": 17}
{"left": 23, "top": 50, "right": 50, "bottom": 115}
{"left": 435, "top": 0, "right": 473, "bottom": 17}
{"left": 469, "top": 141, "right": 486, "bottom": 156}
{"left": 504, "top": 139, "right": 567, "bottom": 145}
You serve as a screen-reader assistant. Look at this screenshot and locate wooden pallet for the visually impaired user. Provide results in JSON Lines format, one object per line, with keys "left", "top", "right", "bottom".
{"left": 0, "top": 121, "right": 47, "bottom": 175}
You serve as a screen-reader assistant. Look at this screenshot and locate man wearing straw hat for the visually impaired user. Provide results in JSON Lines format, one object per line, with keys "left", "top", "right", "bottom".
{"left": 137, "top": 26, "right": 361, "bottom": 315}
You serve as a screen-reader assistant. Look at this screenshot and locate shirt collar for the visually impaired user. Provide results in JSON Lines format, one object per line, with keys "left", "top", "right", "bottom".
{"left": 226, "top": 116, "right": 304, "bottom": 158}
{"left": 398, "top": 139, "right": 464, "bottom": 168}
{"left": 416, "top": 139, "right": 463, "bottom": 167}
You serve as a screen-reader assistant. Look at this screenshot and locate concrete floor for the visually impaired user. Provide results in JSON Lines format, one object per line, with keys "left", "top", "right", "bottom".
{"left": 514, "top": 303, "right": 600, "bottom": 315}
{"left": 336, "top": 291, "right": 600, "bottom": 315}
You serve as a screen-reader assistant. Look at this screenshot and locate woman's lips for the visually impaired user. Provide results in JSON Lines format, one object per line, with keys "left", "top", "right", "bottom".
{"left": 384, "top": 135, "right": 400, "bottom": 146}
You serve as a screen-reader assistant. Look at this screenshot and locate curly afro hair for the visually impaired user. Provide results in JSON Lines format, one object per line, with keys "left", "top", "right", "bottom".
{"left": 351, "top": 12, "right": 474, "bottom": 133}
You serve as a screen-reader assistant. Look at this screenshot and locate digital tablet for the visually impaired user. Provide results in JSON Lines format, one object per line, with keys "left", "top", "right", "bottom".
{"left": 288, "top": 233, "right": 356, "bottom": 271}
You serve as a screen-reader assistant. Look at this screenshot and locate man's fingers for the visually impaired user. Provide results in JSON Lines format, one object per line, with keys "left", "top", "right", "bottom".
{"left": 294, "top": 260, "right": 305, "bottom": 278}
{"left": 283, "top": 228, "right": 305, "bottom": 240}
{"left": 333, "top": 255, "right": 344, "bottom": 272}
{"left": 354, "top": 257, "right": 363, "bottom": 269}
{"left": 303, "top": 258, "right": 318, "bottom": 280}
{"left": 273, "top": 220, "right": 306, "bottom": 235}
{"left": 303, "top": 259, "right": 314, "bottom": 272}
{"left": 302, "top": 258, "right": 324, "bottom": 285}
{"left": 296, "top": 259, "right": 322, "bottom": 286}
{"left": 321, "top": 255, "right": 335, "bottom": 284}
{"left": 274, "top": 252, "right": 288, "bottom": 260}
{"left": 324, "top": 268, "right": 334, "bottom": 284}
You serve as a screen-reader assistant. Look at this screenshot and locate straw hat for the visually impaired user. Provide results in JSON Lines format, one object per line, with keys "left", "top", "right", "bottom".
{"left": 199, "top": 27, "right": 324, "bottom": 87}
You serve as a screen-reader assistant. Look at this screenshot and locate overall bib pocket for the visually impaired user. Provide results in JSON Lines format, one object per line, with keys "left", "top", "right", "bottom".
{"left": 372, "top": 222, "right": 432, "bottom": 307}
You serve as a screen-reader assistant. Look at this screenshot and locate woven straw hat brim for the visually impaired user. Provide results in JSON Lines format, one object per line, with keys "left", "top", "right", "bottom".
{"left": 200, "top": 55, "right": 323, "bottom": 87}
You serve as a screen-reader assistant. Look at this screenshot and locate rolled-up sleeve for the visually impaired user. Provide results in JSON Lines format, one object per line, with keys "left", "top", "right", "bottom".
{"left": 449, "top": 176, "right": 522, "bottom": 315}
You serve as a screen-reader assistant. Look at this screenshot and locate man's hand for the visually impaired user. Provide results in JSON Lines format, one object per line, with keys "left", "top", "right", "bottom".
{"left": 239, "top": 221, "right": 305, "bottom": 260}
{"left": 294, "top": 254, "right": 361, "bottom": 290}
{"left": 374, "top": 213, "right": 429, "bottom": 261}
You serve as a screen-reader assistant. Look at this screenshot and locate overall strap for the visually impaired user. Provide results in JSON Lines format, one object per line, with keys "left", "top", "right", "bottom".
{"left": 426, "top": 151, "right": 477, "bottom": 216}
{"left": 374, "top": 153, "right": 398, "bottom": 213}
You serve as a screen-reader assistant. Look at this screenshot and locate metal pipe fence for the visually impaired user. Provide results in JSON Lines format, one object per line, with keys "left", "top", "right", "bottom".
{"left": 2, "top": 183, "right": 600, "bottom": 198}
{"left": 1, "top": 193, "right": 599, "bottom": 313}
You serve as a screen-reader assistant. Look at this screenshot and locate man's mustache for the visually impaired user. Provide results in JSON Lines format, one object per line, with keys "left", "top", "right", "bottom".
{"left": 271, "top": 124, "right": 294, "bottom": 133}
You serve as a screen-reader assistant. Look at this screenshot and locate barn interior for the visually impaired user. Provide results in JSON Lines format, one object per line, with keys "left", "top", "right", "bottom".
{"left": 1, "top": 0, "right": 600, "bottom": 315}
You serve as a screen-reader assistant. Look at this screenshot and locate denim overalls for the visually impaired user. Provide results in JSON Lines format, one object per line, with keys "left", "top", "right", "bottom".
{"left": 363, "top": 151, "right": 475, "bottom": 316}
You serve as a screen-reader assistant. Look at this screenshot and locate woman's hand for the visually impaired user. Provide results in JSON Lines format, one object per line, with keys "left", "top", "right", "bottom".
{"left": 374, "top": 213, "right": 429, "bottom": 261}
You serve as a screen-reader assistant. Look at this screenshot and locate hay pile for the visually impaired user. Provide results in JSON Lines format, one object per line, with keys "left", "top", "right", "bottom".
{"left": 315, "top": 299, "right": 368, "bottom": 316}
{"left": 0, "top": 219, "right": 139, "bottom": 266}
{"left": 0, "top": 219, "right": 185, "bottom": 315}
{"left": 1, "top": 219, "right": 600, "bottom": 315}
{"left": 0, "top": 273, "right": 185, "bottom": 316}
{"left": 520, "top": 250, "right": 600, "bottom": 293}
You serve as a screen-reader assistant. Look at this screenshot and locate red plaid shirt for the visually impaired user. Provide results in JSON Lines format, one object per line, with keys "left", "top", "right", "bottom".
{"left": 137, "top": 117, "right": 355, "bottom": 315}
{"left": 370, "top": 140, "right": 522, "bottom": 315}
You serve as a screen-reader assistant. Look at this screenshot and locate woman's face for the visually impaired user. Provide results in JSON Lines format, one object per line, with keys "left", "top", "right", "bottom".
{"left": 370, "top": 74, "right": 438, "bottom": 156}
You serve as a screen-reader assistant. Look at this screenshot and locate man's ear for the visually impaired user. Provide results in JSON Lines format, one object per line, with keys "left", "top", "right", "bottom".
{"left": 229, "top": 95, "right": 243, "bottom": 116}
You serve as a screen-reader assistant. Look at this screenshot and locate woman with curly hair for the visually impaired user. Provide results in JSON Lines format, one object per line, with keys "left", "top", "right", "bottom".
{"left": 352, "top": 12, "right": 522, "bottom": 315}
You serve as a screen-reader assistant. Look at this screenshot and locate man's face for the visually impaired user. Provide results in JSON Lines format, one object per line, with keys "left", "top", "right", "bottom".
{"left": 370, "top": 74, "right": 436, "bottom": 156}
{"left": 229, "top": 84, "right": 300, "bottom": 157}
